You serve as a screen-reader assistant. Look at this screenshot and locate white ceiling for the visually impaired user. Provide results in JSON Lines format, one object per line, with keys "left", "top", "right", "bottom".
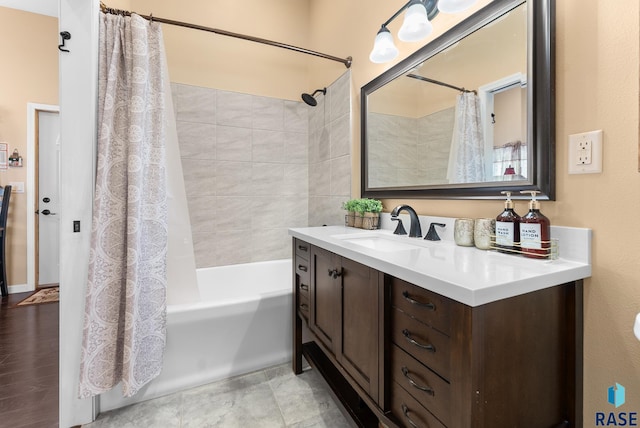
{"left": 0, "top": 0, "right": 58, "bottom": 17}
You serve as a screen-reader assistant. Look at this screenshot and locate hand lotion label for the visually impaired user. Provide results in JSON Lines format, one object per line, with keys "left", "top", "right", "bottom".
{"left": 520, "top": 223, "right": 542, "bottom": 249}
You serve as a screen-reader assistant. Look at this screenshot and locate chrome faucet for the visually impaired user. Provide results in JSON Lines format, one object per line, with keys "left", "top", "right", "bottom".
{"left": 391, "top": 204, "right": 422, "bottom": 238}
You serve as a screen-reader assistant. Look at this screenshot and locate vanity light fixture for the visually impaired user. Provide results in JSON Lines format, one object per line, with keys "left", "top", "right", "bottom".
{"left": 369, "top": 0, "right": 478, "bottom": 64}
{"left": 438, "top": 0, "right": 479, "bottom": 14}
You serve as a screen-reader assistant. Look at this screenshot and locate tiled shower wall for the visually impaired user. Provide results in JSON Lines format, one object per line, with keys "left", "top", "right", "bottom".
{"left": 308, "top": 71, "right": 352, "bottom": 226}
{"left": 368, "top": 107, "right": 454, "bottom": 187}
{"left": 172, "top": 83, "right": 309, "bottom": 268}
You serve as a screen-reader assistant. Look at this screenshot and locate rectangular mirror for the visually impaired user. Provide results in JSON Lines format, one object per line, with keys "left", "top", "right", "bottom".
{"left": 361, "top": 0, "right": 555, "bottom": 199}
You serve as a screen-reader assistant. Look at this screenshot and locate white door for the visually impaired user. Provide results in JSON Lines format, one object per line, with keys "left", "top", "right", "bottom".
{"left": 37, "top": 110, "right": 60, "bottom": 287}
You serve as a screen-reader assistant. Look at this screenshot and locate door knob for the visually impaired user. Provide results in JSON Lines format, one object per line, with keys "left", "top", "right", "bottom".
{"left": 40, "top": 209, "right": 57, "bottom": 216}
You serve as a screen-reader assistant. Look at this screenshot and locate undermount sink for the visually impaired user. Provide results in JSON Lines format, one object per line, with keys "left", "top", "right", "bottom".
{"left": 336, "top": 235, "right": 423, "bottom": 252}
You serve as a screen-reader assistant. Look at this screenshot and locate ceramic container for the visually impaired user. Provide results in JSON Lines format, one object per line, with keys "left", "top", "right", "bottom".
{"left": 474, "top": 218, "right": 496, "bottom": 250}
{"left": 454, "top": 218, "right": 475, "bottom": 246}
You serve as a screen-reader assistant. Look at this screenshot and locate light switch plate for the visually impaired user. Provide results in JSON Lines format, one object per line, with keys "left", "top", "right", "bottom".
{"left": 8, "top": 181, "right": 25, "bottom": 193}
{"left": 568, "top": 130, "right": 603, "bottom": 174}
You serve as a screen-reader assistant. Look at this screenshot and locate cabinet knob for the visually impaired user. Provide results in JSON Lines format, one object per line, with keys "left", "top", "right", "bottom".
{"left": 327, "top": 268, "right": 342, "bottom": 279}
{"left": 298, "top": 264, "right": 308, "bottom": 272}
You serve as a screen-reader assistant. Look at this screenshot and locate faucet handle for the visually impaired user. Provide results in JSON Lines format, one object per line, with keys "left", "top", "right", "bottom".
{"left": 391, "top": 217, "right": 407, "bottom": 235}
{"left": 424, "top": 222, "right": 446, "bottom": 241}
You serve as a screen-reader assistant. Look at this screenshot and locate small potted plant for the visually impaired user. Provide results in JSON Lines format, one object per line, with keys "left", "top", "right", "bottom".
{"left": 343, "top": 198, "right": 382, "bottom": 229}
{"left": 342, "top": 199, "right": 358, "bottom": 227}
{"left": 361, "top": 199, "right": 383, "bottom": 230}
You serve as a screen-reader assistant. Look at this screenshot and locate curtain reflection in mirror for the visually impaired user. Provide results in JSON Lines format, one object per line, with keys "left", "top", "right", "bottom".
{"left": 446, "top": 92, "right": 485, "bottom": 183}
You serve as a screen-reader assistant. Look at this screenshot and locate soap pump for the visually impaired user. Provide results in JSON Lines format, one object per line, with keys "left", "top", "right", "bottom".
{"left": 519, "top": 190, "right": 550, "bottom": 259}
{"left": 495, "top": 191, "right": 520, "bottom": 253}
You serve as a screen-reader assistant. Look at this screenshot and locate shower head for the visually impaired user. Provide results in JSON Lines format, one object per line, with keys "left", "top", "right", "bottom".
{"left": 301, "top": 88, "right": 327, "bottom": 106}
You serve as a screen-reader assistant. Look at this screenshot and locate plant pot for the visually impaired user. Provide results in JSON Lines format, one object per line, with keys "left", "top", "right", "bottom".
{"left": 345, "top": 211, "right": 356, "bottom": 227}
{"left": 354, "top": 213, "right": 364, "bottom": 228}
{"left": 362, "top": 212, "right": 379, "bottom": 230}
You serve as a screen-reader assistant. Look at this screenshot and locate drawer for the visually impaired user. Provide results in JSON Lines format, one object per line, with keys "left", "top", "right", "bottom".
{"left": 391, "top": 381, "right": 447, "bottom": 428}
{"left": 391, "top": 345, "right": 451, "bottom": 427}
{"left": 298, "top": 293, "right": 309, "bottom": 321}
{"left": 295, "top": 257, "right": 310, "bottom": 287}
{"left": 391, "top": 277, "right": 451, "bottom": 336}
{"left": 392, "top": 309, "right": 450, "bottom": 381}
{"left": 297, "top": 280, "right": 310, "bottom": 298}
{"left": 295, "top": 240, "right": 310, "bottom": 260}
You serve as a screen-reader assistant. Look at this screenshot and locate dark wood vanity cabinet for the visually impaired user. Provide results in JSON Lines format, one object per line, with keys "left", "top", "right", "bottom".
{"left": 293, "top": 238, "right": 583, "bottom": 428}
{"left": 307, "top": 244, "right": 383, "bottom": 404}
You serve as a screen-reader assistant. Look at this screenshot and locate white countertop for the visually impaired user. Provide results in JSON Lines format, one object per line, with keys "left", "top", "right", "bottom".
{"left": 289, "top": 220, "right": 591, "bottom": 307}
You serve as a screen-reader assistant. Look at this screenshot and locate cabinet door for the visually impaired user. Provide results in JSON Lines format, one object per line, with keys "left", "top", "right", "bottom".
{"left": 338, "top": 257, "right": 380, "bottom": 402}
{"left": 309, "top": 246, "right": 341, "bottom": 355}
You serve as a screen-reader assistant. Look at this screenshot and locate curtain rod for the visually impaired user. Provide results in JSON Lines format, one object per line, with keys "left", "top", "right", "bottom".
{"left": 406, "top": 73, "right": 474, "bottom": 93}
{"left": 100, "top": 3, "right": 352, "bottom": 69}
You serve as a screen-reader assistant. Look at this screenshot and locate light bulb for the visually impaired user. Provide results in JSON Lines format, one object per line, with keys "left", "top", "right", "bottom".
{"left": 369, "top": 27, "right": 399, "bottom": 63}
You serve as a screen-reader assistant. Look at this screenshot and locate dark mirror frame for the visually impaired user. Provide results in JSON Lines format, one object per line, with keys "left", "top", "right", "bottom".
{"left": 361, "top": 0, "right": 555, "bottom": 200}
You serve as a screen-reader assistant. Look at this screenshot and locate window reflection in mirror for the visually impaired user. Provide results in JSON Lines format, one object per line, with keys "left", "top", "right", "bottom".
{"left": 366, "top": 2, "right": 527, "bottom": 188}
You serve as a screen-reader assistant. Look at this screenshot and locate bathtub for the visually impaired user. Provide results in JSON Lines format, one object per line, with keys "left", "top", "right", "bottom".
{"left": 100, "top": 259, "right": 293, "bottom": 411}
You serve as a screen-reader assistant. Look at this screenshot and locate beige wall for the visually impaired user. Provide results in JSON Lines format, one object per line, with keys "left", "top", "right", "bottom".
{"left": 0, "top": 7, "right": 58, "bottom": 285}
{"left": 131, "top": 0, "right": 311, "bottom": 100}
{"left": 309, "top": 0, "right": 640, "bottom": 419}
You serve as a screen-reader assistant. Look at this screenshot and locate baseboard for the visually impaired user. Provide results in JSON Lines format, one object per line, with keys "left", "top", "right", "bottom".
{"left": 8, "top": 283, "right": 33, "bottom": 294}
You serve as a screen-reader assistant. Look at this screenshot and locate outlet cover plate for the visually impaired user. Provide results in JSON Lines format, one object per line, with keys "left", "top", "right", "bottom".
{"left": 568, "top": 130, "right": 603, "bottom": 174}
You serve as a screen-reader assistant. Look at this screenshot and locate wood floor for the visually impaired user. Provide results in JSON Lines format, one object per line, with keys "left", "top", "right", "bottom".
{"left": 0, "top": 291, "right": 59, "bottom": 428}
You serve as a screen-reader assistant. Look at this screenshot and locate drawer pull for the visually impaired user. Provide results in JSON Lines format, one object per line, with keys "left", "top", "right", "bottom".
{"left": 297, "top": 244, "right": 308, "bottom": 252}
{"left": 300, "top": 303, "right": 309, "bottom": 311}
{"left": 298, "top": 264, "right": 308, "bottom": 272}
{"left": 402, "top": 290, "right": 436, "bottom": 311}
{"left": 401, "top": 367, "right": 435, "bottom": 395}
{"left": 401, "top": 404, "right": 420, "bottom": 428}
{"left": 402, "top": 329, "right": 436, "bottom": 352}
{"left": 300, "top": 284, "right": 309, "bottom": 291}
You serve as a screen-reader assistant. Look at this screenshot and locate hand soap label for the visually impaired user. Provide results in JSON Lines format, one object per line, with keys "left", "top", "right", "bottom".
{"left": 520, "top": 223, "right": 542, "bottom": 249}
{"left": 495, "top": 221, "right": 515, "bottom": 246}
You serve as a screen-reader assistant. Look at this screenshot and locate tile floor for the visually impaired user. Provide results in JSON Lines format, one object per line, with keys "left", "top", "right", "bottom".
{"left": 83, "top": 361, "right": 353, "bottom": 428}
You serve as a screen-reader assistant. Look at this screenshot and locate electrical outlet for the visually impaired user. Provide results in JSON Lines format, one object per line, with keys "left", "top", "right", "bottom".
{"left": 577, "top": 140, "right": 592, "bottom": 165}
{"left": 568, "top": 130, "right": 603, "bottom": 174}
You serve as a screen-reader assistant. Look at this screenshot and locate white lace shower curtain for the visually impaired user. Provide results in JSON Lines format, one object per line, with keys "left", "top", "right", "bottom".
{"left": 446, "top": 92, "right": 485, "bottom": 183}
{"left": 79, "top": 12, "right": 168, "bottom": 398}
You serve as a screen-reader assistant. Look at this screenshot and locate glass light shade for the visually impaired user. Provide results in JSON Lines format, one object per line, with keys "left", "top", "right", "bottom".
{"left": 437, "top": 0, "right": 478, "bottom": 14}
{"left": 369, "top": 28, "right": 399, "bottom": 63}
{"left": 398, "top": 3, "right": 433, "bottom": 42}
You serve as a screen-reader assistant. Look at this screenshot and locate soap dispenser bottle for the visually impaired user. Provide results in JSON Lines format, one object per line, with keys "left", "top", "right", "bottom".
{"left": 519, "top": 190, "right": 550, "bottom": 259}
{"left": 495, "top": 191, "right": 520, "bottom": 253}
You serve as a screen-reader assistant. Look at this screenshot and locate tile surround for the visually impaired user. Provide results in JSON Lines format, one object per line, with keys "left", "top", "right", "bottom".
{"left": 308, "top": 71, "right": 352, "bottom": 227}
{"left": 174, "top": 71, "right": 350, "bottom": 267}
{"left": 174, "top": 83, "right": 311, "bottom": 267}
